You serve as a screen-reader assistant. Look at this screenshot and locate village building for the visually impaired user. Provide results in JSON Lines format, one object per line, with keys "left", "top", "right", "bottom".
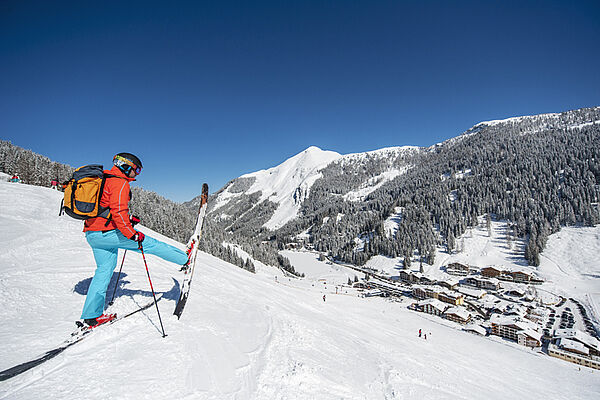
{"left": 444, "top": 307, "right": 472, "bottom": 324}
{"left": 438, "top": 278, "right": 460, "bottom": 290}
{"left": 505, "top": 288, "right": 526, "bottom": 297}
{"left": 399, "top": 270, "right": 419, "bottom": 284}
{"left": 462, "top": 276, "right": 500, "bottom": 291}
{"left": 438, "top": 291, "right": 464, "bottom": 306}
{"left": 503, "top": 304, "right": 528, "bottom": 318}
{"left": 463, "top": 325, "right": 487, "bottom": 336}
{"left": 490, "top": 314, "right": 539, "bottom": 344}
{"left": 557, "top": 338, "right": 589, "bottom": 356}
{"left": 517, "top": 329, "right": 542, "bottom": 347}
{"left": 511, "top": 271, "right": 533, "bottom": 283}
{"left": 411, "top": 286, "right": 428, "bottom": 300}
{"left": 498, "top": 273, "right": 514, "bottom": 282}
{"left": 478, "top": 278, "right": 501, "bottom": 291}
{"left": 524, "top": 308, "right": 549, "bottom": 324}
{"left": 548, "top": 344, "right": 600, "bottom": 370}
{"left": 411, "top": 285, "right": 446, "bottom": 301}
{"left": 457, "top": 286, "right": 486, "bottom": 299}
{"left": 446, "top": 262, "right": 470, "bottom": 276}
{"left": 554, "top": 329, "right": 600, "bottom": 357}
{"left": 481, "top": 266, "right": 502, "bottom": 278}
{"left": 417, "top": 298, "right": 448, "bottom": 316}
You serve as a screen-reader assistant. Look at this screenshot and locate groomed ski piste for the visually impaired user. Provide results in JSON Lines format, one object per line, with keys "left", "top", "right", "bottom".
{"left": 1, "top": 178, "right": 599, "bottom": 399}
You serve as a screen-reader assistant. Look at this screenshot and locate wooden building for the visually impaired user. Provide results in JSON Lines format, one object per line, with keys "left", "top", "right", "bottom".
{"left": 438, "top": 291, "right": 464, "bottom": 306}
{"left": 419, "top": 299, "right": 448, "bottom": 316}
{"left": 481, "top": 266, "right": 502, "bottom": 278}
{"left": 446, "top": 262, "right": 470, "bottom": 276}
{"left": 444, "top": 307, "right": 472, "bottom": 324}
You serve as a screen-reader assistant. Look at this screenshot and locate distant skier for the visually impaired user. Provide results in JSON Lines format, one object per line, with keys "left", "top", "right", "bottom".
{"left": 79, "top": 153, "right": 190, "bottom": 327}
{"left": 50, "top": 178, "right": 59, "bottom": 190}
{"left": 323, "top": 294, "right": 326, "bottom": 302}
{"left": 419, "top": 329, "right": 422, "bottom": 337}
{"left": 10, "top": 174, "right": 20, "bottom": 183}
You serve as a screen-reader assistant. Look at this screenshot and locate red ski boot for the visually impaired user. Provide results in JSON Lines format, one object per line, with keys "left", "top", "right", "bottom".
{"left": 83, "top": 313, "right": 117, "bottom": 328}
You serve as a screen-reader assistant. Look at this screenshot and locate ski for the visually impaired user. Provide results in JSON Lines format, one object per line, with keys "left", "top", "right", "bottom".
{"left": 0, "top": 296, "right": 162, "bottom": 382}
{"left": 174, "top": 183, "right": 209, "bottom": 319}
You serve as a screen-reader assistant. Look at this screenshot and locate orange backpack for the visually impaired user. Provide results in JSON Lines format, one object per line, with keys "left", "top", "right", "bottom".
{"left": 60, "top": 165, "right": 117, "bottom": 220}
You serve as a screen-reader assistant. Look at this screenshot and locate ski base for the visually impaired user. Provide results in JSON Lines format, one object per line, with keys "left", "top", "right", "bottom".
{"left": 173, "top": 183, "right": 208, "bottom": 319}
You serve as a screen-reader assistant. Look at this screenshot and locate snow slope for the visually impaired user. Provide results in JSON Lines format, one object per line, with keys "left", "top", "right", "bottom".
{"left": 1, "top": 182, "right": 599, "bottom": 399}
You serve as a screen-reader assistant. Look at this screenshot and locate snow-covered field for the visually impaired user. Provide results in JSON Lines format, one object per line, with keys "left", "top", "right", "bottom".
{"left": 1, "top": 181, "right": 599, "bottom": 399}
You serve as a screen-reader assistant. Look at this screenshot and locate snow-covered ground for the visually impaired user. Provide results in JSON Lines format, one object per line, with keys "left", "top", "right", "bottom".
{"left": 1, "top": 181, "right": 599, "bottom": 399}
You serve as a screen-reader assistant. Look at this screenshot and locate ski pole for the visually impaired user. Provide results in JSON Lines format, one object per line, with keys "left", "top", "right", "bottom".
{"left": 109, "top": 250, "right": 128, "bottom": 306}
{"left": 139, "top": 244, "right": 167, "bottom": 338}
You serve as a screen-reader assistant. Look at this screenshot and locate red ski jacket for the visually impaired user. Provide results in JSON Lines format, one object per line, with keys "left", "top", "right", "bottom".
{"left": 83, "top": 165, "right": 137, "bottom": 238}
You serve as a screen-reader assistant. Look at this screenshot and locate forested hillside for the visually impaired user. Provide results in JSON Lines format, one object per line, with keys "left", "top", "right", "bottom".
{"left": 298, "top": 107, "right": 600, "bottom": 267}
{"left": 202, "top": 107, "right": 600, "bottom": 268}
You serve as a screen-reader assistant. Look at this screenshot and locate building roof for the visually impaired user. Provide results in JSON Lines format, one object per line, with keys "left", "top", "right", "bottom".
{"left": 418, "top": 298, "right": 448, "bottom": 312}
{"left": 558, "top": 338, "right": 589, "bottom": 355}
{"left": 445, "top": 306, "right": 471, "bottom": 320}
{"left": 457, "top": 286, "right": 487, "bottom": 298}
{"left": 554, "top": 329, "right": 600, "bottom": 351}
{"left": 517, "top": 328, "right": 543, "bottom": 342}
{"left": 464, "top": 324, "right": 487, "bottom": 335}
{"left": 441, "top": 277, "right": 461, "bottom": 286}
{"left": 489, "top": 314, "right": 537, "bottom": 331}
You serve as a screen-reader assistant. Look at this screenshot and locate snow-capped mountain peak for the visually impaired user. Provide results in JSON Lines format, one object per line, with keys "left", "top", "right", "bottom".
{"left": 213, "top": 146, "right": 342, "bottom": 230}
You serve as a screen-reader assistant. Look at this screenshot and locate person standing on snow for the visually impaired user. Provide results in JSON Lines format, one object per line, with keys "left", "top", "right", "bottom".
{"left": 80, "top": 153, "right": 190, "bottom": 327}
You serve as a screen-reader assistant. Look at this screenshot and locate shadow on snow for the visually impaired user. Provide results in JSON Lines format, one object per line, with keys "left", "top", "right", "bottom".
{"left": 74, "top": 273, "right": 181, "bottom": 310}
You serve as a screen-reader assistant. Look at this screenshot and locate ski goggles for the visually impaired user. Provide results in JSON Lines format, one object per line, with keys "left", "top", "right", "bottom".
{"left": 114, "top": 155, "right": 142, "bottom": 174}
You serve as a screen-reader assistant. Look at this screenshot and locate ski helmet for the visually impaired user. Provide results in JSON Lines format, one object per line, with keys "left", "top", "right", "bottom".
{"left": 113, "top": 152, "right": 143, "bottom": 175}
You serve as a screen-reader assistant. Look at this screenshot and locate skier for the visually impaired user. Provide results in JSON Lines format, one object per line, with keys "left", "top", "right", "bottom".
{"left": 80, "top": 153, "right": 189, "bottom": 327}
{"left": 50, "top": 178, "right": 59, "bottom": 190}
{"left": 323, "top": 294, "right": 326, "bottom": 302}
{"left": 419, "top": 329, "right": 422, "bottom": 337}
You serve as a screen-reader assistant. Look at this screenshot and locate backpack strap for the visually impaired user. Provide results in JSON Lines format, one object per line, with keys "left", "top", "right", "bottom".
{"left": 98, "top": 173, "right": 125, "bottom": 225}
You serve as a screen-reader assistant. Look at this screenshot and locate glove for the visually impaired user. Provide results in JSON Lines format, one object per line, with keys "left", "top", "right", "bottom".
{"left": 130, "top": 215, "right": 141, "bottom": 226}
{"left": 131, "top": 231, "right": 145, "bottom": 244}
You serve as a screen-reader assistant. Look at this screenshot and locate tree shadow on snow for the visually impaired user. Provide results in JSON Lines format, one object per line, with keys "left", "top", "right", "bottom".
{"left": 74, "top": 273, "right": 181, "bottom": 310}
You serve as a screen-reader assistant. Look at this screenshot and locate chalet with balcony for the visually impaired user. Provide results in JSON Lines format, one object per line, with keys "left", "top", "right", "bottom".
{"left": 418, "top": 299, "right": 448, "bottom": 316}
{"left": 446, "top": 262, "right": 470, "bottom": 276}
{"left": 438, "top": 291, "right": 464, "bottom": 306}
{"left": 444, "top": 307, "right": 472, "bottom": 324}
{"left": 462, "top": 276, "right": 500, "bottom": 291}
{"left": 512, "top": 271, "right": 533, "bottom": 283}
{"left": 481, "top": 266, "right": 502, "bottom": 278}
{"left": 439, "top": 278, "right": 460, "bottom": 290}
{"left": 490, "top": 314, "right": 539, "bottom": 343}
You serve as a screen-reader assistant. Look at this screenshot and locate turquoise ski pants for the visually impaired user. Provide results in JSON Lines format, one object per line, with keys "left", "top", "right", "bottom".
{"left": 81, "top": 229, "right": 188, "bottom": 319}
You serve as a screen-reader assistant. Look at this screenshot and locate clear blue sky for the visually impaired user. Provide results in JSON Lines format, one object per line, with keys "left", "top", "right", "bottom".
{"left": 1, "top": 1, "right": 599, "bottom": 202}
